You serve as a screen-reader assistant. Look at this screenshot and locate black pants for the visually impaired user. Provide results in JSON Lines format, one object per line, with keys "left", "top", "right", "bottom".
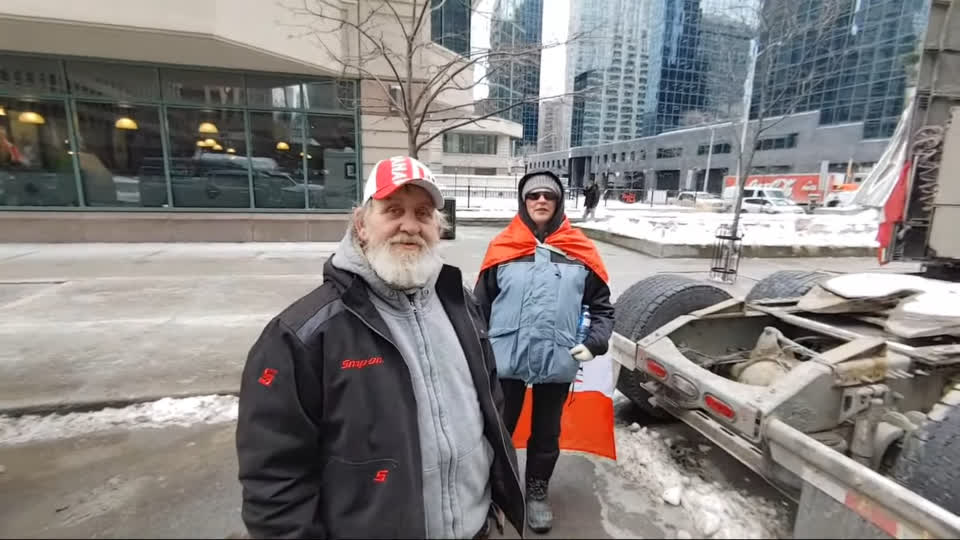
{"left": 499, "top": 379, "right": 570, "bottom": 483}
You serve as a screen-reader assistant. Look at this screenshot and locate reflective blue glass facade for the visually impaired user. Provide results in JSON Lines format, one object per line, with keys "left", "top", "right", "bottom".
{"left": 488, "top": 0, "right": 543, "bottom": 146}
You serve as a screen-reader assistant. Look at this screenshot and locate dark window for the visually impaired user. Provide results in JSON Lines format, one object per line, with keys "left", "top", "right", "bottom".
{"left": 0, "top": 55, "right": 65, "bottom": 96}
{"left": 755, "top": 133, "right": 799, "bottom": 151}
{"left": 246, "top": 76, "right": 302, "bottom": 109}
{"left": 305, "top": 115, "right": 357, "bottom": 209}
{"left": 656, "top": 147, "right": 682, "bottom": 159}
{"left": 74, "top": 102, "right": 166, "bottom": 207}
{"left": 0, "top": 100, "right": 78, "bottom": 206}
{"left": 66, "top": 61, "right": 159, "bottom": 101}
{"left": 303, "top": 80, "right": 356, "bottom": 111}
{"left": 166, "top": 107, "right": 249, "bottom": 208}
{"left": 161, "top": 69, "right": 244, "bottom": 106}
{"left": 442, "top": 133, "right": 496, "bottom": 154}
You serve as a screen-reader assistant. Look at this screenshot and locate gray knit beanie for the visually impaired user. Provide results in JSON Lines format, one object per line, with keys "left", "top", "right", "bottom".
{"left": 521, "top": 174, "right": 561, "bottom": 199}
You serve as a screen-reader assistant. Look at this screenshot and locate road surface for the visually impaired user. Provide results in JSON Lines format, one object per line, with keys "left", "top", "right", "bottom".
{"left": 0, "top": 226, "right": 915, "bottom": 537}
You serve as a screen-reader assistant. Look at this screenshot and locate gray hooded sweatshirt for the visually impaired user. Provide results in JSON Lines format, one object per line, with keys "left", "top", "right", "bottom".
{"left": 331, "top": 230, "right": 494, "bottom": 539}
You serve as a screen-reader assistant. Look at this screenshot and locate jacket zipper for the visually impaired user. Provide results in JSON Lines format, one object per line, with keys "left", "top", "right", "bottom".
{"left": 408, "top": 294, "right": 460, "bottom": 538}
{"left": 344, "top": 299, "right": 524, "bottom": 537}
{"left": 465, "top": 301, "right": 526, "bottom": 536}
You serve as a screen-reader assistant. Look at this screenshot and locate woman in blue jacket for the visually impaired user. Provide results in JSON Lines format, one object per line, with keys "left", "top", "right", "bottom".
{"left": 475, "top": 171, "right": 614, "bottom": 534}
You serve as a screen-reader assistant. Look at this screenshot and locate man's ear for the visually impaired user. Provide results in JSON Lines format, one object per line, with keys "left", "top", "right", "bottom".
{"left": 353, "top": 206, "right": 368, "bottom": 244}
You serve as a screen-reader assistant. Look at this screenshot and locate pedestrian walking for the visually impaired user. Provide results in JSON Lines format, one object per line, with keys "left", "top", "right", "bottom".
{"left": 236, "top": 156, "right": 524, "bottom": 539}
{"left": 474, "top": 170, "right": 615, "bottom": 534}
{"left": 583, "top": 180, "right": 600, "bottom": 220}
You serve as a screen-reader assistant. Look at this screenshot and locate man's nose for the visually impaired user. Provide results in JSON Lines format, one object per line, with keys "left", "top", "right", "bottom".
{"left": 398, "top": 212, "right": 421, "bottom": 235}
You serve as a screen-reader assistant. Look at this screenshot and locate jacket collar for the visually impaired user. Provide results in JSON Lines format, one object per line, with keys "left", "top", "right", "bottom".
{"left": 323, "top": 258, "right": 467, "bottom": 339}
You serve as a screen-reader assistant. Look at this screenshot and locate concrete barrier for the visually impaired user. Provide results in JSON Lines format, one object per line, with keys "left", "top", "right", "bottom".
{"left": 0, "top": 211, "right": 351, "bottom": 242}
{"left": 578, "top": 226, "right": 877, "bottom": 259}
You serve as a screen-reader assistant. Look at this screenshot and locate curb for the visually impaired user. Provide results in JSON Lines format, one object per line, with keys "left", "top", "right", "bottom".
{"left": 578, "top": 226, "right": 877, "bottom": 259}
{"left": 455, "top": 217, "right": 513, "bottom": 227}
{"left": 0, "top": 389, "right": 240, "bottom": 418}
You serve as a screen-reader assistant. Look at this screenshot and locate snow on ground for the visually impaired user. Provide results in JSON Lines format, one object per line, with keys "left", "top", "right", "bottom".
{"left": 451, "top": 196, "right": 695, "bottom": 219}
{"left": 612, "top": 395, "right": 790, "bottom": 539}
{"left": 581, "top": 208, "right": 881, "bottom": 247}
{"left": 0, "top": 395, "right": 238, "bottom": 447}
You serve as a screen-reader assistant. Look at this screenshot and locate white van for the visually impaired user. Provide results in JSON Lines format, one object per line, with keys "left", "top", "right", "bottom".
{"left": 722, "top": 186, "right": 790, "bottom": 200}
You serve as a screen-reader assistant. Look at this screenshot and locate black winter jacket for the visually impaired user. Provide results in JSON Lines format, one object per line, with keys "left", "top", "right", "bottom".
{"left": 236, "top": 260, "right": 525, "bottom": 539}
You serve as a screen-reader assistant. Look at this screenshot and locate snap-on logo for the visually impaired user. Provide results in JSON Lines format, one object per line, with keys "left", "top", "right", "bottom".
{"left": 374, "top": 469, "right": 390, "bottom": 483}
{"left": 258, "top": 368, "right": 278, "bottom": 387}
{"left": 341, "top": 356, "right": 385, "bottom": 370}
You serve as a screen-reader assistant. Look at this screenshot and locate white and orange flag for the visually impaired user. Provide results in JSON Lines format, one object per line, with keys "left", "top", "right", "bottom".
{"left": 510, "top": 352, "right": 618, "bottom": 460}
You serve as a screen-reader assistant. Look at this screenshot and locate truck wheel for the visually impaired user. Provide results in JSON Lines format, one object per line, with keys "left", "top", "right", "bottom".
{"left": 890, "top": 405, "right": 960, "bottom": 514}
{"left": 614, "top": 274, "right": 732, "bottom": 419}
{"left": 745, "top": 270, "right": 830, "bottom": 302}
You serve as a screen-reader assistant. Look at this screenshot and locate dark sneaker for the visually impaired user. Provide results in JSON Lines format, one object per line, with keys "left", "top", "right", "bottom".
{"left": 526, "top": 478, "right": 553, "bottom": 534}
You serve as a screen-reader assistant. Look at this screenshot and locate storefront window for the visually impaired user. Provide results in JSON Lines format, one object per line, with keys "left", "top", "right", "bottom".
{"left": 248, "top": 111, "right": 306, "bottom": 209}
{"left": 246, "top": 76, "right": 302, "bottom": 109}
{"left": 166, "top": 107, "right": 249, "bottom": 208}
{"left": 161, "top": 69, "right": 244, "bottom": 107}
{"left": 0, "top": 55, "right": 65, "bottom": 96}
{"left": 73, "top": 102, "right": 166, "bottom": 207}
{"left": 0, "top": 54, "right": 360, "bottom": 210}
{"left": 306, "top": 115, "right": 357, "bottom": 209}
{"left": 304, "top": 80, "right": 356, "bottom": 111}
{"left": 66, "top": 61, "right": 159, "bottom": 101}
{"left": 0, "top": 99, "right": 78, "bottom": 206}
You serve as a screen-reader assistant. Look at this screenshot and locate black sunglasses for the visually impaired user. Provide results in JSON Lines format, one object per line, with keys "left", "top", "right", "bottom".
{"left": 525, "top": 191, "right": 559, "bottom": 202}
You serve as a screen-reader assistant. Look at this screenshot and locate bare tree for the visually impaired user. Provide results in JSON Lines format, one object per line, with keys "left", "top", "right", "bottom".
{"left": 697, "top": 0, "right": 850, "bottom": 241}
{"left": 284, "top": 0, "right": 596, "bottom": 160}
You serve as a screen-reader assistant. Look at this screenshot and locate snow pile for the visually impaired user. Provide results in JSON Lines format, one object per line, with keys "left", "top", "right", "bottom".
{"left": 615, "top": 423, "right": 790, "bottom": 539}
{"left": 582, "top": 208, "right": 881, "bottom": 247}
{"left": 0, "top": 395, "right": 239, "bottom": 447}
{"left": 449, "top": 196, "right": 697, "bottom": 218}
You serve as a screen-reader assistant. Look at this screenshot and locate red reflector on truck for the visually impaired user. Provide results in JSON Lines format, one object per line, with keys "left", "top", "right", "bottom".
{"left": 705, "top": 394, "right": 736, "bottom": 420}
{"left": 646, "top": 358, "right": 668, "bottom": 379}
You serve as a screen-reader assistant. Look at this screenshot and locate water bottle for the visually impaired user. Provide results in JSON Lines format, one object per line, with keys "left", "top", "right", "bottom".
{"left": 576, "top": 304, "right": 591, "bottom": 344}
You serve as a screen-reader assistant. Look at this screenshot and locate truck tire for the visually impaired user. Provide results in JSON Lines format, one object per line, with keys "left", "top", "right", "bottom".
{"left": 745, "top": 270, "right": 830, "bottom": 302}
{"left": 614, "top": 274, "right": 732, "bottom": 419}
{"left": 890, "top": 405, "right": 960, "bottom": 514}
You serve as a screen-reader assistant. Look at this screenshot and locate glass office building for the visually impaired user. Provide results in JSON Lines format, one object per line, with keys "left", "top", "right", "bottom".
{"left": 0, "top": 53, "right": 359, "bottom": 211}
{"left": 431, "top": 0, "right": 472, "bottom": 56}
{"left": 488, "top": 0, "right": 543, "bottom": 146}
{"left": 757, "top": 0, "right": 927, "bottom": 139}
{"left": 568, "top": 0, "right": 650, "bottom": 147}
{"left": 642, "top": 0, "right": 754, "bottom": 136}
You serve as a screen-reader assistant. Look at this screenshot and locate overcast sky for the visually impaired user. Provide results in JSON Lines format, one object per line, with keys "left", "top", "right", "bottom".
{"left": 472, "top": 0, "right": 571, "bottom": 99}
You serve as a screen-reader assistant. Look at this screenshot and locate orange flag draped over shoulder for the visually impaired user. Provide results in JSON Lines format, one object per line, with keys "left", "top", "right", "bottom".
{"left": 479, "top": 215, "right": 609, "bottom": 284}
{"left": 479, "top": 215, "right": 616, "bottom": 461}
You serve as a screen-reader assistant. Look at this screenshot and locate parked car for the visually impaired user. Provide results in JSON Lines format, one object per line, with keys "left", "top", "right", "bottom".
{"left": 675, "top": 191, "right": 728, "bottom": 211}
{"left": 741, "top": 196, "right": 806, "bottom": 214}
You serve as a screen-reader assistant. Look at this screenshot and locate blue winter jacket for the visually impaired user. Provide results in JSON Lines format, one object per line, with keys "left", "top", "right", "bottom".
{"left": 474, "top": 174, "right": 615, "bottom": 385}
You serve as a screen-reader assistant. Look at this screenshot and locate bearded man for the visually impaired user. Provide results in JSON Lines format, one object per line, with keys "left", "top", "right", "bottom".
{"left": 236, "top": 156, "right": 525, "bottom": 540}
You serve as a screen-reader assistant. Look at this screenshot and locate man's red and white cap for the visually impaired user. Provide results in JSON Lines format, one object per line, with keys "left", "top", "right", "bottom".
{"left": 363, "top": 156, "right": 444, "bottom": 209}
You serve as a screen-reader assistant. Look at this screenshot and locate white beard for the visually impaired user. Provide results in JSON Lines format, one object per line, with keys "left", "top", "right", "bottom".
{"left": 364, "top": 234, "right": 443, "bottom": 290}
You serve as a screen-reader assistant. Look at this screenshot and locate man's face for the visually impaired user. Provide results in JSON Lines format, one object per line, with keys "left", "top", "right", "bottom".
{"left": 356, "top": 184, "right": 442, "bottom": 289}
{"left": 525, "top": 190, "right": 558, "bottom": 228}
